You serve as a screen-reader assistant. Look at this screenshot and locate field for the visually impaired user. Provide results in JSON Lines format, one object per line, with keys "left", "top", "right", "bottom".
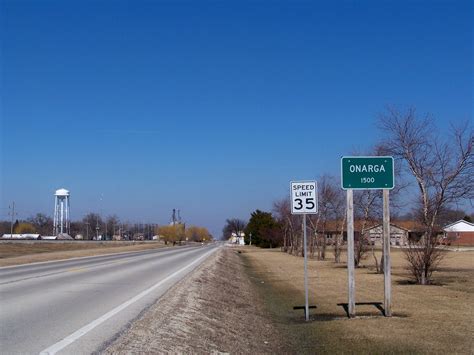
{"left": 0, "top": 241, "right": 167, "bottom": 267}
{"left": 240, "top": 247, "right": 474, "bottom": 354}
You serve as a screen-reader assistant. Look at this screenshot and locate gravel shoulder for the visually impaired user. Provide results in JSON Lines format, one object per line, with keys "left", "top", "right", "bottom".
{"left": 104, "top": 246, "right": 284, "bottom": 354}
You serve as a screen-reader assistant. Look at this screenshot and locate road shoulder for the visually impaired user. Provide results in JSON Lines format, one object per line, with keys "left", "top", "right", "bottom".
{"left": 104, "top": 246, "right": 284, "bottom": 354}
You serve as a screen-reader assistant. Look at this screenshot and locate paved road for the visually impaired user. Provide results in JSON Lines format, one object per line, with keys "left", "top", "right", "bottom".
{"left": 0, "top": 244, "right": 219, "bottom": 354}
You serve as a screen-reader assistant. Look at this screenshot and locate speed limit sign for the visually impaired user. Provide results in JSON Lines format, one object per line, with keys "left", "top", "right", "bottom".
{"left": 290, "top": 181, "right": 318, "bottom": 214}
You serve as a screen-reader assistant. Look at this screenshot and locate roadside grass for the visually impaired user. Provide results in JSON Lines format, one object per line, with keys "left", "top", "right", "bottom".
{"left": 0, "top": 241, "right": 168, "bottom": 267}
{"left": 240, "top": 247, "right": 474, "bottom": 354}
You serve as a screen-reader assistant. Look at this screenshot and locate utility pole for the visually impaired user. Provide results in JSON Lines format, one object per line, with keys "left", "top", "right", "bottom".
{"left": 9, "top": 202, "right": 17, "bottom": 236}
{"left": 85, "top": 222, "right": 90, "bottom": 240}
{"left": 95, "top": 215, "right": 99, "bottom": 240}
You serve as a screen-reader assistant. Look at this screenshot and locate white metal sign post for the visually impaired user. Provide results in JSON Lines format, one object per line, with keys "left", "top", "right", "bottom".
{"left": 341, "top": 157, "right": 394, "bottom": 318}
{"left": 291, "top": 181, "right": 318, "bottom": 321}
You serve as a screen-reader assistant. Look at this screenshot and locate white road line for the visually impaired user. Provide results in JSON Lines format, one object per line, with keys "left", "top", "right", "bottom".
{"left": 40, "top": 246, "right": 219, "bottom": 355}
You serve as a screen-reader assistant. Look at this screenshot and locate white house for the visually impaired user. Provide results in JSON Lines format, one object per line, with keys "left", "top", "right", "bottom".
{"left": 230, "top": 232, "right": 245, "bottom": 245}
{"left": 363, "top": 224, "right": 410, "bottom": 246}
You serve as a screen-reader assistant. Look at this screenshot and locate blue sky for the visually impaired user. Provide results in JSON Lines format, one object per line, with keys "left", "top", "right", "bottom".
{"left": 1, "top": 0, "right": 472, "bottom": 237}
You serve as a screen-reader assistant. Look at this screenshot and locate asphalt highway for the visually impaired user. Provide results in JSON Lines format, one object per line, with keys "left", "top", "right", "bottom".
{"left": 0, "top": 244, "right": 219, "bottom": 354}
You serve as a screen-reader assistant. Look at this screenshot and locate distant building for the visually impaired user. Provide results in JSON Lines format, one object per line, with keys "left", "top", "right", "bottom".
{"left": 1, "top": 233, "right": 73, "bottom": 240}
{"left": 230, "top": 232, "right": 245, "bottom": 245}
{"left": 132, "top": 233, "right": 145, "bottom": 241}
{"left": 1, "top": 234, "right": 41, "bottom": 240}
{"left": 363, "top": 224, "right": 410, "bottom": 246}
{"left": 443, "top": 220, "right": 474, "bottom": 246}
{"left": 317, "top": 220, "right": 429, "bottom": 246}
{"left": 56, "top": 233, "right": 73, "bottom": 240}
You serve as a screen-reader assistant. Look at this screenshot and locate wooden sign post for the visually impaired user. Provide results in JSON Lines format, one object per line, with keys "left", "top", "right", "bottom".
{"left": 341, "top": 156, "right": 394, "bottom": 318}
{"left": 346, "top": 189, "right": 356, "bottom": 317}
{"left": 383, "top": 189, "right": 392, "bottom": 316}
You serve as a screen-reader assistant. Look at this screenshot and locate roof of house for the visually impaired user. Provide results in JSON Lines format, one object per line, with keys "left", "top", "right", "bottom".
{"left": 318, "top": 220, "right": 377, "bottom": 232}
{"left": 390, "top": 220, "right": 428, "bottom": 231}
{"left": 317, "top": 219, "right": 432, "bottom": 233}
{"left": 443, "top": 220, "right": 474, "bottom": 232}
{"left": 363, "top": 223, "right": 410, "bottom": 232}
{"left": 56, "top": 233, "right": 73, "bottom": 240}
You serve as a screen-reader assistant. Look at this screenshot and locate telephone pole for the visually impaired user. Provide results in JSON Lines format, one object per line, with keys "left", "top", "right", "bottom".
{"left": 85, "top": 222, "right": 90, "bottom": 240}
{"left": 9, "top": 202, "right": 17, "bottom": 236}
{"left": 96, "top": 215, "right": 99, "bottom": 240}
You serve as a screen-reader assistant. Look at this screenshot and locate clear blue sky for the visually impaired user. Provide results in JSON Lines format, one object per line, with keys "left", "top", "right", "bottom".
{"left": 1, "top": 0, "right": 472, "bottom": 237}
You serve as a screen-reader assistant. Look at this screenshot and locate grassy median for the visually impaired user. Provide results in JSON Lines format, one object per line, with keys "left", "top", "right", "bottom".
{"left": 240, "top": 247, "right": 473, "bottom": 354}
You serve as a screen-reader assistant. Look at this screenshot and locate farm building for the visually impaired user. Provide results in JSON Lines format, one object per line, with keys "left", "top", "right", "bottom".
{"left": 442, "top": 220, "right": 474, "bottom": 246}
{"left": 1, "top": 233, "right": 74, "bottom": 240}
{"left": 1, "top": 234, "right": 41, "bottom": 240}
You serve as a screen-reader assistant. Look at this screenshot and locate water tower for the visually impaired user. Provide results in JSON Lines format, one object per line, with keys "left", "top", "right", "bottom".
{"left": 53, "top": 188, "right": 70, "bottom": 236}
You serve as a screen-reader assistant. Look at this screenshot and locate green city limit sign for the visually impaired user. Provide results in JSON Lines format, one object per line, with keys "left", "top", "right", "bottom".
{"left": 341, "top": 156, "right": 394, "bottom": 190}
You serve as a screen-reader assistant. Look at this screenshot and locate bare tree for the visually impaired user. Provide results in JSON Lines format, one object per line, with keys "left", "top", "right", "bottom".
{"left": 378, "top": 106, "right": 473, "bottom": 284}
{"left": 105, "top": 215, "right": 120, "bottom": 239}
{"left": 82, "top": 213, "right": 103, "bottom": 240}
{"left": 330, "top": 194, "right": 346, "bottom": 263}
{"left": 27, "top": 213, "right": 53, "bottom": 235}
{"left": 273, "top": 198, "right": 302, "bottom": 255}
{"left": 317, "top": 175, "right": 340, "bottom": 260}
{"left": 354, "top": 189, "right": 382, "bottom": 267}
{"left": 222, "top": 218, "right": 247, "bottom": 242}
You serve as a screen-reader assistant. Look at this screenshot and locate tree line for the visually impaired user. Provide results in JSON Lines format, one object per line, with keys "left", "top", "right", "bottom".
{"left": 155, "top": 224, "right": 212, "bottom": 245}
{"left": 0, "top": 213, "right": 213, "bottom": 243}
{"left": 223, "top": 107, "right": 473, "bottom": 285}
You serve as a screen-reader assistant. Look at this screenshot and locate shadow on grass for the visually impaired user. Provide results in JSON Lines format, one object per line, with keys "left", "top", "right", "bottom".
{"left": 239, "top": 252, "right": 420, "bottom": 354}
{"left": 395, "top": 279, "right": 447, "bottom": 287}
{"left": 336, "top": 302, "right": 411, "bottom": 318}
{"left": 289, "top": 312, "right": 348, "bottom": 322}
{"left": 337, "top": 302, "right": 385, "bottom": 317}
{"left": 395, "top": 279, "right": 420, "bottom": 285}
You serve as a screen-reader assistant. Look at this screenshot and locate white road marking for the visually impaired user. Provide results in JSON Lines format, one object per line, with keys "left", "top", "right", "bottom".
{"left": 40, "top": 247, "right": 218, "bottom": 355}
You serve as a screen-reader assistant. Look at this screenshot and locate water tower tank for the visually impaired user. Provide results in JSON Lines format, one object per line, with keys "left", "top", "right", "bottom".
{"left": 55, "top": 188, "right": 70, "bottom": 197}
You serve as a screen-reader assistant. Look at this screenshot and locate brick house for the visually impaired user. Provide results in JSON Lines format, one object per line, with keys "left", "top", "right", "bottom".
{"left": 442, "top": 220, "right": 474, "bottom": 246}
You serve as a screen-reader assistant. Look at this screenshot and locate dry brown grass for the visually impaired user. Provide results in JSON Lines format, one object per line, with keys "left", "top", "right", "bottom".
{"left": 241, "top": 247, "right": 474, "bottom": 354}
{"left": 105, "top": 248, "right": 283, "bottom": 354}
{"left": 0, "top": 241, "right": 167, "bottom": 267}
